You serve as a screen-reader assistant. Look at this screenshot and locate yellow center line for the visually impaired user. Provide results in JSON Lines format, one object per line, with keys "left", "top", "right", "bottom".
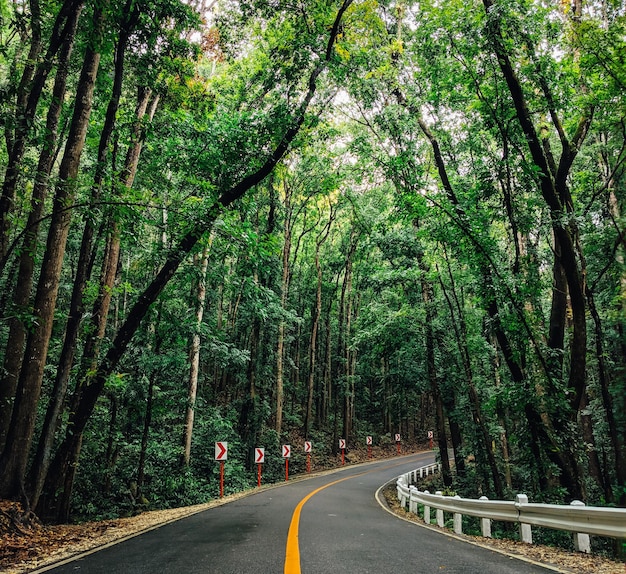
{"left": 284, "top": 474, "right": 357, "bottom": 574}
{"left": 283, "top": 456, "right": 429, "bottom": 574}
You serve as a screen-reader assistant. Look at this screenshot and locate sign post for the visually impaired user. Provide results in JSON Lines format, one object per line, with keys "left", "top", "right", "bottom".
{"left": 339, "top": 438, "right": 346, "bottom": 465}
{"left": 304, "top": 441, "right": 312, "bottom": 473}
{"left": 395, "top": 433, "right": 401, "bottom": 454}
{"left": 366, "top": 435, "right": 372, "bottom": 458}
{"left": 255, "top": 448, "right": 265, "bottom": 487}
{"left": 215, "top": 442, "right": 228, "bottom": 498}
{"left": 282, "top": 445, "right": 291, "bottom": 481}
{"left": 428, "top": 430, "right": 433, "bottom": 450}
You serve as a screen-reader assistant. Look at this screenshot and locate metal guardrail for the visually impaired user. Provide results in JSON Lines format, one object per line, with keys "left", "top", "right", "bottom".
{"left": 395, "top": 465, "right": 626, "bottom": 553}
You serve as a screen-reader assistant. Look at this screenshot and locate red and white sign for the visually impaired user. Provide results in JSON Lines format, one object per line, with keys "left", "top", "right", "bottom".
{"left": 427, "top": 430, "right": 433, "bottom": 439}
{"left": 215, "top": 441, "right": 228, "bottom": 461}
{"left": 304, "top": 441, "right": 312, "bottom": 453}
{"left": 255, "top": 448, "right": 265, "bottom": 464}
{"left": 339, "top": 439, "right": 346, "bottom": 449}
{"left": 366, "top": 436, "right": 372, "bottom": 446}
{"left": 282, "top": 445, "right": 291, "bottom": 458}
{"left": 395, "top": 433, "right": 401, "bottom": 442}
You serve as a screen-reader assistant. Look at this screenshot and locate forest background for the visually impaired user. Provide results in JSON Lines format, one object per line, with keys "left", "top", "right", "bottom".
{"left": 0, "top": 0, "right": 624, "bottom": 552}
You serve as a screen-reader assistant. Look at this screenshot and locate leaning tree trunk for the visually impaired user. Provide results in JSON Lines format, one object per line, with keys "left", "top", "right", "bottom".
{"left": 40, "top": 1, "right": 353, "bottom": 520}
{"left": 483, "top": 0, "right": 592, "bottom": 499}
{"left": 438, "top": 255, "right": 503, "bottom": 498}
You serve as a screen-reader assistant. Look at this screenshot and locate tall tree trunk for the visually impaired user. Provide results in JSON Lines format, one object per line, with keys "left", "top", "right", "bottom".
{"left": 275, "top": 185, "right": 292, "bottom": 435}
{"left": 422, "top": 276, "right": 452, "bottom": 486}
{"left": 443, "top": 397, "right": 465, "bottom": 479}
{"left": 102, "top": 394, "right": 119, "bottom": 495}
{"left": 27, "top": 9, "right": 137, "bottom": 507}
{"left": 39, "top": 90, "right": 159, "bottom": 520}
{"left": 492, "top": 347, "right": 512, "bottom": 489}
{"left": 438, "top": 254, "right": 503, "bottom": 498}
{"left": 587, "top": 285, "right": 625, "bottom": 503}
{"left": 341, "top": 233, "right": 357, "bottom": 443}
{"left": 136, "top": 374, "right": 155, "bottom": 502}
{"left": 304, "top": 209, "right": 333, "bottom": 437}
{"left": 304, "top": 251, "right": 322, "bottom": 439}
{"left": 0, "top": 4, "right": 104, "bottom": 500}
{"left": 0, "top": 7, "right": 81, "bottom": 450}
{"left": 182, "top": 246, "right": 210, "bottom": 467}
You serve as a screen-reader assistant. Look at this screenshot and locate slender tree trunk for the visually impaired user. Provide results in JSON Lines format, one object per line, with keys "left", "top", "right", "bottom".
{"left": 304, "top": 210, "right": 333, "bottom": 437}
{"left": 39, "top": 90, "right": 159, "bottom": 519}
{"left": 322, "top": 311, "right": 333, "bottom": 426}
{"left": 604, "top": 189, "right": 626, "bottom": 504}
{"left": 137, "top": 372, "right": 156, "bottom": 499}
{"left": 102, "top": 394, "right": 118, "bottom": 495}
{"left": 0, "top": 4, "right": 104, "bottom": 500}
{"left": 492, "top": 350, "right": 512, "bottom": 490}
{"left": 0, "top": 7, "right": 81, "bottom": 450}
{"left": 182, "top": 246, "right": 209, "bottom": 467}
{"left": 27, "top": 9, "right": 136, "bottom": 507}
{"left": 341, "top": 279, "right": 351, "bottom": 440}
{"left": 444, "top": 400, "right": 465, "bottom": 479}
{"left": 438, "top": 255, "right": 503, "bottom": 497}
{"left": 275, "top": 188, "right": 292, "bottom": 435}
{"left": 587, "top": 286, "right": 625, "bottom": 503}
{"left": 421, "top": 274, "right": 452, "bottom": 486}
{"left": 340, "top": 231, "right": 357, "bottom": 443}
{"left": 304, "top": 250, "right": 322, "bottom": 438}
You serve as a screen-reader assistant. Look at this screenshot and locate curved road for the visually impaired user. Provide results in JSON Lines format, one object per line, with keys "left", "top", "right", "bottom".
{"left": 39, "top": 452, "right": 557, "bottom": 573}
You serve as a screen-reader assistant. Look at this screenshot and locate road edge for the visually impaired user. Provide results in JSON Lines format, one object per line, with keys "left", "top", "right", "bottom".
{"left": 26, "top": 452, "right": 427, "bottom": 573}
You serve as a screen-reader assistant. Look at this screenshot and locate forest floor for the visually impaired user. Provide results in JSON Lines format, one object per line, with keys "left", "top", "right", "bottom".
{"left": 1, "top": 446, "right": 624, "bottom": 574}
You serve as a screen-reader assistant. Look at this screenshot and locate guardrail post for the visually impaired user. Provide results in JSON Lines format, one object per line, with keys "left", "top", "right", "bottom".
{"left": 570, "top": 500, "right": 591, "bottom": 553}
{"left": 479, "top": 496, "right": 492, "bottom": 538}
{"left": 397, "top": 479, "right": 404, "bottom": 507}
{"left": 409, "top": 486, "right": 418, "bottom": 514}
{"left": 435, "top": 491, "right": 445, "bottom": 527}
{"left": 453, "top": 495, "right": 463, "bottom": 534}
{"left": 516, "top": 494, "right": 533, "bottom": 544}
{"left": 423, "top": 490, "right": 431, "bottom": 525}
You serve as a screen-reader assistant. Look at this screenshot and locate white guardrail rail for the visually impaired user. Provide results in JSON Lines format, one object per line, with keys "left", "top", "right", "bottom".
{"left": 396, "top": 464, "right": 626, "bottom": 553}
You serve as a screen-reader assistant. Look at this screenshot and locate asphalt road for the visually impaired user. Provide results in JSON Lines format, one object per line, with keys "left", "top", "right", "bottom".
{"left": 40, "top": 452, "right": 556, "bottom": 574}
